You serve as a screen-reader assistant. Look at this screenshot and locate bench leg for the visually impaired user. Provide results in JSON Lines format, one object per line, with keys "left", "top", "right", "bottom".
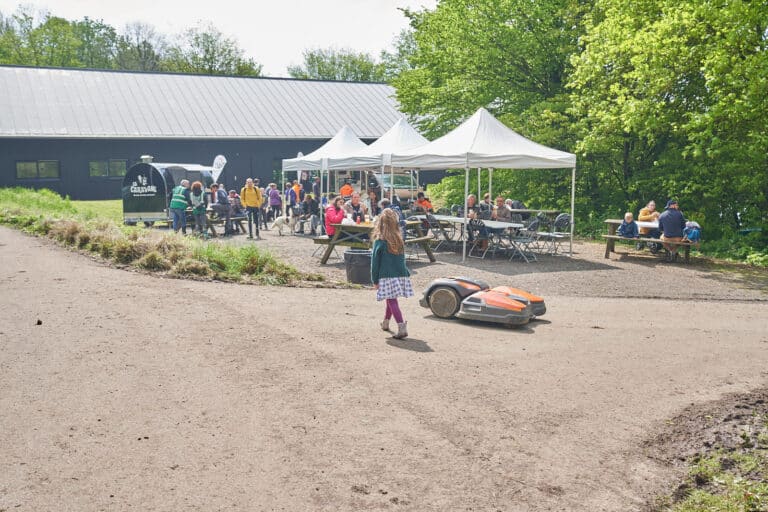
{"left": 604, "top": 240, "right": 612, "bottom": 259}
{"left": 684, "top": 245, "right": 690, "bottom": 263}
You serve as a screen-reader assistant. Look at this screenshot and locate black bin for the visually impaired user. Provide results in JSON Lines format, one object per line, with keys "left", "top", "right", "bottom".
{"left": 344, "top": 249, "right": 372, "bottom": 285}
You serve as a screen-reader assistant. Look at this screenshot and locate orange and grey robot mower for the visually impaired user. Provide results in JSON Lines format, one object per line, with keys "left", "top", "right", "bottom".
{"left": 419, "top": 277, "right": 546, "bottom": 326}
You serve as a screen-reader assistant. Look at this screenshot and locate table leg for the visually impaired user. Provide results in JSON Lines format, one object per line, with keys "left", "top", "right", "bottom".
{"left": 604, "top": 223, "right": 617, "bottom": 258}
{"left": 320, "top": 231, "right": 342, "bottom": 265}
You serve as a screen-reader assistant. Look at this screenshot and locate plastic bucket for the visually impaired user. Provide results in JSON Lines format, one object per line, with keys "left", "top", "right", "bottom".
{"left": 344, "top": 249, "right": 372, "bottom": 285}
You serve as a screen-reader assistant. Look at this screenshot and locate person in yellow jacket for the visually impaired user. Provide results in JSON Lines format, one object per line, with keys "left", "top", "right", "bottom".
{"left": 240, "top": 178, "right": 264, "bottom": 239}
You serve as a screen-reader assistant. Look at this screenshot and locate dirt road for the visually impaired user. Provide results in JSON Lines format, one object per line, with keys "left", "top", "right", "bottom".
{"left": 1, "top": 226, "right": 767, "bottom": 511}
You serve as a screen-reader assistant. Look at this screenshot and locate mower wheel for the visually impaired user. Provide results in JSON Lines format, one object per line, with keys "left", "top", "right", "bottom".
{"left": 429, "top": 286, "right": 461, "bottom": 319}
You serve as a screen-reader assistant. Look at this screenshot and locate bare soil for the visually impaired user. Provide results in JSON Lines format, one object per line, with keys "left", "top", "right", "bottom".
{"left": 1, "top": 225, "right": 767, "bottom": 511}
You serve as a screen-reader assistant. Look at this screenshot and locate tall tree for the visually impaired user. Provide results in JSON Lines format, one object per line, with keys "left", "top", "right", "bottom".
{"left": 393, "top": 0, "right": 584, "bottom": 138}
{"left": 287, "top": 47, "right": 386, "bottom": 82}
{"left": 379, "top": 29, "right": 416, "bottom": 81}
{"left": 73, "top": 17, "right": 117, "bottom": 69}
{"left": 115, "top": 22, "right": 165, "bottom": 71}
{"left": 569, "top": 0, "right": 768, "bottom": 231}
{"left": 163, "top": 22, "right": 261, "bottom": 76}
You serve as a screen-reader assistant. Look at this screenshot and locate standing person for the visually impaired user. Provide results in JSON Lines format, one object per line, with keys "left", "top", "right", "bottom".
{"left": 268, "top": 183, "right": 282, "bottom": 221}
{"left": 324, "top": 196, "right": 346, "bottom": 237}
{"left": 292, "top": 180, "right": 302, "bottom": 205}
{"left": 371, "top": 209, "right": 414, "bottom": 339}
{"left": 284, "top": 182, "right": 297, "bottom": 217}
{"left": 658, "top": 199, "right": 686, "bottom": 262}
{"left": 209, "top": 183, "right": 232, "bottom": 235}
{"left": 169, "top": 179, "right": 191, "bottom": 234}
{"left": 240, "top": 178, "right": 263, "bottom": 239}
{"left": 189, "top": 181, "right": 208, "bottom": 236}
{"left": 257, "top": 180, "right": 270, "bottom": 231}
{"left": 312, "top": 176, "right": 321, "bottom": 202}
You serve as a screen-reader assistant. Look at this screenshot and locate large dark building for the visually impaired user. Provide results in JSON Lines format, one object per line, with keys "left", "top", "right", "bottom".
{"left": 0, "top": 65, "right": 404, "bottom": 199}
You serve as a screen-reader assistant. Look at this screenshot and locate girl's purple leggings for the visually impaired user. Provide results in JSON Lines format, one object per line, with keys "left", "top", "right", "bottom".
{"left": 384, "top": 298, "right": 404, "bottom": 323}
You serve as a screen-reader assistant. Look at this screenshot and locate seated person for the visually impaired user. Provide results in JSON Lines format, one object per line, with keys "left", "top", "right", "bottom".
{"left": 479, "top": 193, "right": 493, "bottom": 216}
{"left": 465, "top": 194, "right": 488, "bottom": 243}
{"left": 324, "top": 196, "right": 347, "bottom": 237}
{"left": 298, "top": 193, "right": 321, "bottom": 235}
{"left": 492, "top": 195, "right": 512, "bottom": 222}
{"left": 509, "top": 199, "right": 530, "bottom": 220}
{"left": 412, "top": 191, "right": 433, "bottom": 213}
{"left": 339, "top": 181, "right": 354, "bottom": 198}
{"left": 658, "top": 199, "right": 686, "bottom": 261}
{"left": 617, "top": 212, "right": 639, "bottom": 238}
{"left": 683, "top": 220, "right": 701, "bottom": 244}
{"left": 228, "top": 190, "right": 244, "bottom": 215}
{"left": 366, "top": 190, "right": 381, "bottom": 218}
{"left": 343, "top": 192, "right": 368, "bottom": 223}
{"left": 209, "top": 183, "right": 232, "bottom": 234}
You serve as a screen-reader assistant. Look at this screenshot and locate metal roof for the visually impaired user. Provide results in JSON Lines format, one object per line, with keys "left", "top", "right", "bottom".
{"left": 0, "top": 66, "right": 403, "bottom": 140}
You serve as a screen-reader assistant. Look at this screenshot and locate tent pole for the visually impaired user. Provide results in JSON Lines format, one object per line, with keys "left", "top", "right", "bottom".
{"left": 463, "top": 167, "right": 470, "bottom": 262}
{"left": 281, "top": 170, "right": 285, "bottom": 216}
{"left": 390, "top": 167, "right": 394, "bottom": 201}
{"left": 570, "top": 165, "right": 576, "bottom": 256}
{"left": 489, "top": 168, "right": 493, "bottom": 202}
{"left": 477, "top": 168, "right": 481, "bottom": 199}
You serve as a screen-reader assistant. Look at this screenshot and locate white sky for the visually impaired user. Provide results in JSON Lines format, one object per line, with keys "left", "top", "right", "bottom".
{"left": 0, "top": 0, "right": 436, "bottom": 76}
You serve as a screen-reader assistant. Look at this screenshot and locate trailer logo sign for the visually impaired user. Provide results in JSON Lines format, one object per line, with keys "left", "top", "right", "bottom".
{"left": 130, "top": 174, "right": 158, "bottom": 197}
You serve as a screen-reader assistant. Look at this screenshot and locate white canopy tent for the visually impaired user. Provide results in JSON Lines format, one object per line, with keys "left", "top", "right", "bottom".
{"left": 336, "top": 117, "right": 429, "bottom": 201}
{"left": 281, "top": 126, "right": 368, "bottom": 215}
{"left": 390, "top": 107, "right": 577, "bottom": 260}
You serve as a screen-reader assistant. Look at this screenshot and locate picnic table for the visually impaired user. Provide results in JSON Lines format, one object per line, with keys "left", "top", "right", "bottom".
{"left": 603, "top": 219, "right": 695, "bottom": 262}
{"left": 314, "top": 220, "right": 435, "bottom": 265}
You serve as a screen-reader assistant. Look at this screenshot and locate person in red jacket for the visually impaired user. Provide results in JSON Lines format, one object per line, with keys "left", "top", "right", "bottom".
{"left": 324, "top": 196, "right": 346, "bottom": 236}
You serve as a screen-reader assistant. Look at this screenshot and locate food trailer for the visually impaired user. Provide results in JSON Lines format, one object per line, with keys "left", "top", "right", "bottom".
{"left": 122, "top": 155, "right": 226, "bottom": 225}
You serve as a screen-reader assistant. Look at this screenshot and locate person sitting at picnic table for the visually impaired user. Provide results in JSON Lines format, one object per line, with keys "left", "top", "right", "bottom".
{"left": 324, "top": 196, "right": 347, "bottom": 237}
{"left": 479, "top": 193, "right": 494, "bottom": 216}
{"left": 344, "top": 192, "right": 368, "bottom": 223}
{"left": 209, "top": 183, "right": 232, "bottom": 235}
{"left": 465, "top": 194, "right": 480, "bottom": 218}
{"left": 227, "top": 189, "right": 244, "bottom": 233}
{"left": 492, "top": 195, "right": 512, "bottom": 222}
{"left": 412, "top": 191, "right": 433, "bottom": 213}
{"left": 508, "top": 199, "right": 530, "bottom": 220}
{"left": 298, "top": 193, "right": 320, "bottom": 235}
{"left": 366, "top": 190, "right": 381, "bottom": 218}
{"left": 658, "top": 199, "right": 686, "bottom": 262}
{"left": 637, "top": 199, "right": 662, "bottom": 252}
{"left": 339, "top": 180, "right": 354, "bottom": 198}
{"left": 617, "top": 212, "right": 639, "bottom": 238}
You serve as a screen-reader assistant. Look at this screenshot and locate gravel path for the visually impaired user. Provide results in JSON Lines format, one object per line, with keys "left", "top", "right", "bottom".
{"left": 1, "top": 226, "right": 767, "bottom": 512}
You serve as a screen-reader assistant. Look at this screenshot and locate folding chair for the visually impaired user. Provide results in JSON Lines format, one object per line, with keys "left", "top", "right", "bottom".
{"left": 468, "top": 219, "right": 502, "bottom": 259}
{"left": 508, "top": 219, "right": 539, "bottom": 262}
{"left": 425, "top": 213, "right": 454, "bottom": 252}
{"left": 550, "top": 213, "right": 571, "bottom": 254}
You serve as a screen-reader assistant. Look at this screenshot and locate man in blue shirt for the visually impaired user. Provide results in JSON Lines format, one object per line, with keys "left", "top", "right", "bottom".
{"left": 658, "top": 199, "right": 686, "bottom": 262}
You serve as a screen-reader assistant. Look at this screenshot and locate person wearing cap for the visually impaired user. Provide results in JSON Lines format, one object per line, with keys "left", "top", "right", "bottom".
{"left": 658, "top": 199, "right": 686, "bottom": 262}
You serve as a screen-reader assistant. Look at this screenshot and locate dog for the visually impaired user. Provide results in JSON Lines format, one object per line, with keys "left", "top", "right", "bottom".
{"left": 270, "top": 215, "right": 297, "bottom": 235}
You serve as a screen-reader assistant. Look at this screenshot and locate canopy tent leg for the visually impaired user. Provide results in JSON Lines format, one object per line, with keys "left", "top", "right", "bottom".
{"left": 570, "top": 165, "right": 576, "bottom": 256}
{"left": 462, "top": 167, "right": 470, "bottom": 262}
{"left": 477, "top": 168, "right": 481, "bottom": 199}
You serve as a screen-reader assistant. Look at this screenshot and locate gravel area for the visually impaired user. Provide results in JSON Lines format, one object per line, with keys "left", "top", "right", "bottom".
{"left": 220, "top": 226, "right": 768, "bottom": 301}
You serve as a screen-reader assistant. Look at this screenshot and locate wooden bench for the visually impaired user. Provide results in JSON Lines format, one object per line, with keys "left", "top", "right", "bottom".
{"left": 206, "top": 214, "right": 247, "bottom": 237}
{"left": 602, "top": 234, "right": 695, "bottom": 262}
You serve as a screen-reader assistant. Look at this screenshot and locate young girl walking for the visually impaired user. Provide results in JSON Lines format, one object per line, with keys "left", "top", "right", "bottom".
{"left": 371, "top": 208, "right": 414, "bottom": 339}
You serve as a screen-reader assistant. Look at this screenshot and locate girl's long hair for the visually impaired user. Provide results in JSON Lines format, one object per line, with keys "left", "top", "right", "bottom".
{"left": 373, "top": 209, "right": 404, "bottom": 255}
{"left": 191, "top": 181, "right": 203, "bottom": 193}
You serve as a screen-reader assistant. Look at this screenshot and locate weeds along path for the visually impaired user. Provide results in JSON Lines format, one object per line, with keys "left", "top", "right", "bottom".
{"left": 1, "top": 226, "right": 768, "bottom": 511}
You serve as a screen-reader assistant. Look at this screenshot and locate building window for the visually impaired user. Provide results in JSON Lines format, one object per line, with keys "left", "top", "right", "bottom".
{"left": 16, "top": 160, "right": 60, "bottom": 179}
{"left": 89, "top": 159, "right": 127, "bottom": 178}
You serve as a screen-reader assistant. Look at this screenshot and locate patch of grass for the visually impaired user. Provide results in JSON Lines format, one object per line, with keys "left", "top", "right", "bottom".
{"left": 0, "top": 187, "right": 321, "bottom": 286}
{"left": 71, "top": 199, "right": 122, "bottom": 223}
{"left": 665, "top": 450, "right": 768, "bottom": 511}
